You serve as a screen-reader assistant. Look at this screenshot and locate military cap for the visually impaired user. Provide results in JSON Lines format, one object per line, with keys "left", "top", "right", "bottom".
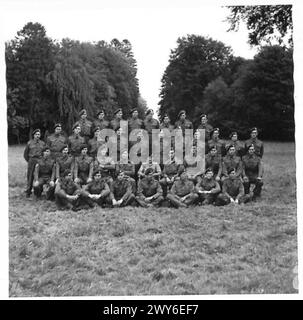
{"left": 60, "top": 145, "right": 69, "bottom": 152}
{"left": 79, "top": 109, "right": 87, "bottom": 116}
{"left": 63, "top": 169, "right": 72, "bottom": 177}
{"left": 212, "top": 127, "right": 220, "bottom": 134}
{"left": 93, "top": 169, "right": 102, "bottom": 177}
{"left": 178, "top": 110, "right": 186, "bottom": 118}
{"left": 54, "top": 123, "right": 62, "bottom": 129}
{"left": 80, "top": 144, "right": 88, "bottom": 151}
{"left": 97, "top": 109, "right": 105, "bottom": 116}
{"left": 226, "top": 144, "right": 235, "bottom": 152}
{"left": 247, "top": 144, "right": 255, "bottom": 150}
{"left": 210, "top": 145, "right": 217, "bottom": 151}
{"left": 229, "top": 131, "right": 238, "bottom": 139}
{"left": 93, "top": 126, "right": 101, "bottom": 133}
{"left": 72, "top": 123, "right": 81, "bottom": 131}
{"left": 114, "top": 108, "right": 122, "bottom": 115}
{"left": 131, "top": 108, "right": 138, "bottom": 114}
{"left": 250, "top": 127, "right": 258, "bottom": 133}
{"left": 117, "top": 170, "right": 124, "bottom": 176}
{"left": 145, "top": 109, "right": 153, "bottom": 116}
{"left": 145, "top": 167, "right": 154, "bottom": 175}
{"left": 32, "top": 129, "right": 41, "bottom": 136}
{"left": 205, "top": 167, "right": 214, "bottom": 174}
{"left": 227, "top": 167, "right": 236, "bottom": 174}
{"left": 200, "top": 113, "right": 207, "bottom": 120}
{"left": 162, "top": 113, "right": 170, "bottom": 120}
{"left": 177, "top": 165, "right": 186, "bottom": 176}
{"left": 42, "top": 146, "right": 51, "bottom": 153}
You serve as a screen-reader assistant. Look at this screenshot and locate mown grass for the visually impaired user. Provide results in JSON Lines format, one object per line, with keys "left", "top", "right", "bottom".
{"left": 8, "top": 142, "right": 297, "bottom": 296}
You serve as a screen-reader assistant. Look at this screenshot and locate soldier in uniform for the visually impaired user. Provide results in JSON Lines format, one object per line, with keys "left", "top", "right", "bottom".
{"left": 221, "top": 145, "right": 243, "bottom": 182}
{"left": 196, "top": 168, "right": 221, "bottom": 205}
{"left": 88, "top": 126, "right": 103, "bottom": 159}
{"left": 136, "top": 168, "right": 164, "bottom": 207}
{"left": 128, "top": 108, "right": 144, "bottom": 133}
{"left": 143, "top": 109, "right": 160, "bottom": 155}
{"left": 159, "top": 113, "right": 175, "bottom": 166}
{"left": 33, "top": 146, "right": 56, "bottom": 200}
{"left": 73, "top": 109, "right": 93, "bottom": 143}
{"left": 197, "top": 114, "right": 213, "bottom": 142}
{"left": 93, "top": 109, "right": 110, "bottom": 131}
{"left": 166, "top": 167, "right": 199, "bottom": 208}
{"left": 54, "top": 169, "right": 85, "bottom": 210}
{"left": 242, "top": 144, "right": 264, "bottom": 200}
{"left": 160, "top": 113, "right": 174, "bottom": 132}
{"left": 184, "top": 145, "right": 204, "bottom": 184}
{"left": 244, "top": 127, "right": 264, "bottom": 158}
{"left": 174, "top": 110, "right": 193, "bottom": 133}
{"left": 138, "top": 155, "right": 161, "bottom": 180}
{"left": 225, "top": 131, "right": 244, "bottom": 158}
{"left": 110, "top": 171, "right": 137, "bottom": 207}
{"left": 74, "top": 144, "right": 94, "bottom": 186}
{"left": 160, "top": 149, "right": 182, "bottom": 196}
{"left": 205, "top": 146, "right": 222, "bottom": 182}
{"left": 46, "top": 123, "right": 68, "bottom": 160}
{"left": 110, "top": 108, "right": 123, "bottom": 132}
{"left": 215, "top": 168, "right": 251, "bottom": 206}
{"left": 207, "top": 128, "right": 225, "bottom": 156}
{"left": 82, "top": 169, "right": 111, "bottom": 208}
{"left": 23, "top": 128, "right": 46, "bottom": 197}
{"left": 115, "top": 149, "right": 136, "bottom": 193}
{"left": 68, "top": 123, "right": 85, "bottom": 157}
{"left": 56, "top": 145, "right": 74, "bottom": 180}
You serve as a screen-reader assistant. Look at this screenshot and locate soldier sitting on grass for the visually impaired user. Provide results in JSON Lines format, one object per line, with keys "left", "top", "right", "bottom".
{"left": 74, "top": 144, "right": 93, "bottom": 186}
{"left": 82, "top": 169, "right": 111, "bottom": 208}
{"left": 215, "top": 168, "right": 251, "bottom": 206}
{"left": 195, "top": 168, "right": 221, "bottom": 205}
{"left": 136, "top": 168, "right": 164, "bottom": 208}
{"left": 33, "top": 146, "right": 56, "bottom": 200}
{"left": 166, "top": 167, "right": 199, "bottom": 208}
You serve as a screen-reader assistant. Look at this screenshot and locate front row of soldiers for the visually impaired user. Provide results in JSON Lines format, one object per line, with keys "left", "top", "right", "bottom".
{"left": 24, "top": 130, "right": 264, "bottom": 210}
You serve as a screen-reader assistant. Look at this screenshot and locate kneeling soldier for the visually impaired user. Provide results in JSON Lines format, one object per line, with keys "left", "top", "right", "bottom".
{"left": 110, "top": 171, "right": 137, "bottom": 207}
{"left": 136, "top": 168, "right": 164, "bottom": 207}
{"left": 216, "top": 168, "right": 251, "bottom": 206}
{"left": 54, "top": 169, "right": 84, "bottom": 210}
{"left": 167, "top": 167, "right": 199, "bottom": 208}
{"left": 242, "top": 144, "right": 263, "bottom": 200}
{"left": 33, "top": 146, "right": 56, "bottom": 200}
{"left": 196, "top": 168, "right": 221, "bottom": 205}
{"left": 82, "top": 169, "right": 111, "bottom": 208}
{"left": 74, "top": 144, "right": 93, "bottom": 186}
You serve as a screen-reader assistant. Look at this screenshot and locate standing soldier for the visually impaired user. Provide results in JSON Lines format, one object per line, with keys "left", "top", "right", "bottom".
{"left": 54, "top": 169, "right": 85, "bottom": 211}
{"left": 68, "top": 124, "right": 85, "bottom": 157}
{"left": 197, "top": 114, "right": 213, "bottom": 142}
{"left": 136, "top": 168, "right": 164, "bottom": 207}
{"left": 23, "top": 128, "right": 46, "bottom": 197}
{"left": 196, "top": 168, "right": 221, "bottom": 205}
{"left": 215, "top": 168, "right": 251, "bottom": 206}
{"left": 244, "top": 127, "right": 264, "bottom": 158}
{"left": 205, "top": 146, "right": 222, "bottom": 182}
{"left": 225, "top": 131, "right": 244, "bottom": 158}
{"left": 115, "top": 149, "right": 136, "bottom": 193}
{"left": 88, "top": 127, "right": 103, "bottom": 159}
{"left": 128, "top": 108, "right": 144, "bottom": 133}
{"left": 160, "top": 113, "right": 174, "bottom": 132}
{"left": 33, "top": 146, "right": 56, "bottom": 200}
{"left": 56, "top": 145, "right": 74, "bottom": 180}
{"left": 159, "top": 113, "right": 175, "bottom": 165}
{"left": 73, "top": 109, "right": 93, "bottom": 143}
{"left": 143, "top": 109, "right": 160, "bottom": 155}
{"left": 174, "top": 110, "right": 193, "bottom": 133}
{"left": 74, "top": 144, "right": 94, "bottom": 186}
{"left": 207, "top": 128, "right": 225, "bottom": 156}
{"left": 93, "top": 109, "right": 109, "bottom": 131}
{"left": 110, "top": 171, "right": 137, "bottom": 207}
{"left": 221, "top": 145, "right": 243, "bottom": 182}
{"left": 82, "top": 169, "right": 111, "bottom": 208}
{"left": 242, "top": 144, "right": 264, "bottom": 200}
{"left": 167, "top": 168, "right": 199, "bottom": 208}
{"left": 46, "top": 123, "right": 67, "bottom": 160}
{"left": 110, "top": 108, "right": 123, "bottom": 132}
{"left": 138, "top": 155, "right": 162, "bottom": 180}
{"left": 160, "top": 149, "right": 182, "bottom": 196}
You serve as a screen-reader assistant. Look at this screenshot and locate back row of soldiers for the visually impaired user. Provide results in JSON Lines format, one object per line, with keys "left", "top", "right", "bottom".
{"left": 24, "top": 108, "right": 264, "bottom": 210}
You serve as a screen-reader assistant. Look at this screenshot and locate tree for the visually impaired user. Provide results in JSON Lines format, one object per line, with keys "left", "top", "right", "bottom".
{"left": 158, "top": 35, "right": 233, "bottom": 124}
{"left": 226, "top": 5, "right": 293, "bottom": 47}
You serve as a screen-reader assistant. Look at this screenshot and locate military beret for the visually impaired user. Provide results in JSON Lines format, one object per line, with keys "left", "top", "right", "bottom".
{"left": 178, "top": 110, "right": 186, "bottom": 118}
{"left": 42, "top": 146, "right": 50, "bottom": 153}
{"left": 162, "top": 113, "right": 170, "bottom": 119}
{"left": 93, "top": 126, "right": 101, "bottom": 133}
{"left": 80, "top": 144, "right": 88, "bottom": 151}
{"left": 205, "top": 167, "right": 213, "bottom": 174}
{"left": 93, "top": 169, "right": 102, "bottom": 177}
{"left": 117, "top": 170, "right": 124, "bottom": 175}
{"left": 60, "top": 145, "right": 69, "bottom": 152}
{"left": 97, "top": 109, "right": 105, "bottom": 116}
{"left": 79, "top": 109, "right": 87, "bottom": 116}
{"left": 229, "top": 131, "right": 238, "bottom": 139}
{"left": 200, "top": 114, "right": 207, "bottom": 119}
{"left": 178, "top": 165, "right": 186, "bottom": 176}
{"left": 54, "top": 123, "right": 62, "bottom": 129}
{"left": 145, "top": 167, "right": 154, "bottom": 175}
{"left": 228, "top": 167, "right": 236, "bottom": 174}
{"left": 226, "top": 144, "right": 235, "bottom": 152}
{"left": 250, "top": 127, "right": 258, "bottom": 133}
{"left": 212, "top": 127, "right": 220, "bottom": 134}
{"left": 247, "top": 144, "right": 255, "bottom": 150}
{"left": 63, "top": 169, "right": 72, "bottom": 177}
{"left": 145, "top": 109, "right": 153, "bottom": 116}
{"left": 114, "top": 108, "right": 122, "bottom": 115}
{"left": 72, "top": 123, "right": 81, "bottom": 131}
{"left": 210, "top": 145, "right": 217, "bottom": 151}
{"left": 131, "top": 108, "right": 138, "bottom": 114}
{"left": 32, "top": 129, "right": 41, "bottom": 136}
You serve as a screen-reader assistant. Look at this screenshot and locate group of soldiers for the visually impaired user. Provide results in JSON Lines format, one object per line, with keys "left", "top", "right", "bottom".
{"left": 23, "top": 108, "right": 264, "bottom": 210}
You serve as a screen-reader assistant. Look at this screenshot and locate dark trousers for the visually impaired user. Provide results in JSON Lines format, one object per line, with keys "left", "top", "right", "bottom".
{"left": 26, "top": 158, "right": 39, "bottom": 196}
{"left": 55, "top": 193, "right": 84, "bottom": 210}
{"left": 82, "top": 194, "right": 112, "bottom": 207}
{"left": 198, "top": 192, "right": 219, "bottom": 205}
{"left": 215, "top": 193, "right": 251, "bottom": 206}
{"left": 33, "top": 177, "right": 55, "bottom": 200}
{"left": 136, "top": 195, "right": 164, "bottom": 208}
{"left": 166, "top": 193, "right": 198, "bottom": 208}
{"left": 243, "top": 178, "right": 263, "bottom": 197}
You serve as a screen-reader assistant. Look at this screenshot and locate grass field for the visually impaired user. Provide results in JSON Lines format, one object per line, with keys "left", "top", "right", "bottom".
{"left": 8, "top": 143, "right": 297, "bottom": 296}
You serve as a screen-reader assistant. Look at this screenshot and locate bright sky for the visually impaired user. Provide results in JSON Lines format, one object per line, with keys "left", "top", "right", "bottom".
{"left": 0, "top": 0, "right": 260, "bottom": 112}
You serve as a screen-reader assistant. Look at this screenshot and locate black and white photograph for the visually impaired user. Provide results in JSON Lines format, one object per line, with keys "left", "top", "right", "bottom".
{"left": 1, "top": 0, "right": 301, "bottom": 298}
